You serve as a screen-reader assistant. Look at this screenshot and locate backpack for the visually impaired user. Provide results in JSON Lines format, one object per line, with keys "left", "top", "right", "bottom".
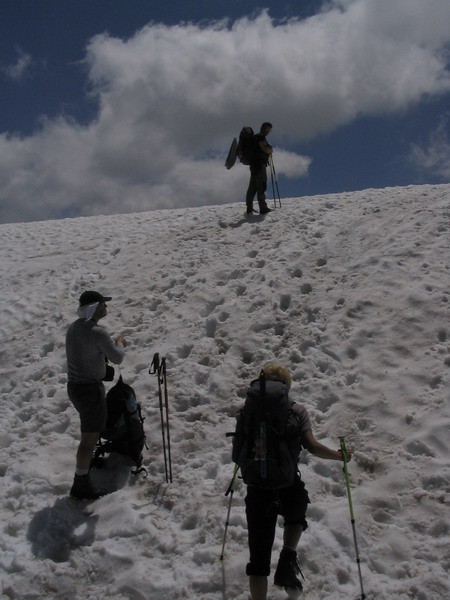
{"left": 93, "top": 376, "right": 147, "bottom": 474}
{"left": 232, "top": 372, "right": 303, "bottom": 489}
{"left": 236, "top": 126, "right": 257, "bottom": 165}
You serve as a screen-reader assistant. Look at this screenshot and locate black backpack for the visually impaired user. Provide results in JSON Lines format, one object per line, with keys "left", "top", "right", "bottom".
{"left": 236, "top": 126, "right": 257, "bottom": 165}
{"left": 93, "top": 376, "right": 147, "bottom": 474}
{"left": 232, "top": 372, "right": 303, "bottom": 489}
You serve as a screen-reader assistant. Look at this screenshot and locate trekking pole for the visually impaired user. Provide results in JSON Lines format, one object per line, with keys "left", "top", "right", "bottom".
{"left": 149, "top": 353, "right": 171, "bottom": 483}
{"left": 272, "top": 157, "right": 281, "bottom": 207}
{"left": 339, "top": 437, "right": 366, "bottom": 599}
{"left": 161, "top": 356, "right": 173, "bottom": 483}
{"left": 219, "top": 463, "right": 239, "bottom": 561}
{"left": 259, "top": 370, "right": 268, "bottom": 481}
{"left": 269, "top": 156, "right": 277, "bottom": 209}
{"left": 269, "top": 156, "right": 281, "bottom": 208}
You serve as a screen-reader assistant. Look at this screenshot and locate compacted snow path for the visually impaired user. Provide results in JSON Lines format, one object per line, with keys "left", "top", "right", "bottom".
{"left": 0, "top": 184, "right": 449, "bottom": 599}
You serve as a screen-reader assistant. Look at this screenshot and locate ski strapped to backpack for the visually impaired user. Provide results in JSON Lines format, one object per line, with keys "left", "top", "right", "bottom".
{"left": 231, "top": 370, "right": 303, "bottom": 489}
{"left": 225, "top": 137, "right": 238, "bottom": 170}
{"left": 93, "top": 375, "right": 148, "bottom": 476}
{"left": 149, "top": 352, "right": 173, "bottom": 483}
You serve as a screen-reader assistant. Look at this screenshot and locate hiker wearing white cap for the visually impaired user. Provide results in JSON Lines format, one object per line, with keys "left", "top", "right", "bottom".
{"left": 66, "top": 291, "right": 127, "bottom": 499}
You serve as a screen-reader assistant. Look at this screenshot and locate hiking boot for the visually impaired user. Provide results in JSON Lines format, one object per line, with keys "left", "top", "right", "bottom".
{"left": 246, "top": 206, "right": 257, "bottom": 215}
{"left": 274, "top": 548, "right": 304, "bottom": 591}
{"left": 260, "top": 206, "right": 272, "bottom": 215}
{"left": 70, "top": 474, "right": 106, "bottom": 500}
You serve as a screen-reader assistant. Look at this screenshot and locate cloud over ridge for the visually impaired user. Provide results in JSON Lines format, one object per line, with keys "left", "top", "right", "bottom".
{"left": 1, "top": 0, "right": 450, "bottom": 223}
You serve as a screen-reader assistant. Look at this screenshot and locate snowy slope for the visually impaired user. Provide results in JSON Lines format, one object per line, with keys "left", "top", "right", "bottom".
{"left": 0, "top": 184, "right": 449, "bottom": 600}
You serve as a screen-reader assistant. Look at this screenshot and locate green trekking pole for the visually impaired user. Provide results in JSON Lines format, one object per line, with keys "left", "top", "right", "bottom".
{"left": 219, "top": 464, "right": 239, "bottom": 561}
{"left": 339, "top": 437, "right": 366, "bottom": 599}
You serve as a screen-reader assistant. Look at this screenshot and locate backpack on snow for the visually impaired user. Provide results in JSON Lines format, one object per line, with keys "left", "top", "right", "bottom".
{"left": 93, "top": 376, "right": 147, "bottom": 474}
{"left": 231, "top": 371, "right": 303, "bottom": 489}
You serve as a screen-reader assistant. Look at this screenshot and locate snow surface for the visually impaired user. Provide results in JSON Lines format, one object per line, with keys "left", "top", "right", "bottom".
{"left": 0, "top": 184, "right": 449, "bottom": 600}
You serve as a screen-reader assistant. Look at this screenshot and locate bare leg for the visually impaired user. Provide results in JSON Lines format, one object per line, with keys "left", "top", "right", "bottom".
{"left": 283, "top": 524, "right": 303, "bottom": 551}
{"left": 76, "top": 432, "right": 100, "bottom": 471}
{"left": 249, "top": 575, "right": 268, "bottom": 600}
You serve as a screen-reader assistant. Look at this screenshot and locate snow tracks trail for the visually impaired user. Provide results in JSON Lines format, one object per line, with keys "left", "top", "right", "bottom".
{"left": 0, "top": 184, "right": 449, "bottom": 600}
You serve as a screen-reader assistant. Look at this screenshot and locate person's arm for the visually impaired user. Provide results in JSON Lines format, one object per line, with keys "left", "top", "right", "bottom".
{"left": 96, "top": 328, "right": 126, "bottom": 365}
{"left": 259, "top": 139, "right": 273, "bottom": 155}
{"left": 302, "top": 430, "right": 351, "bottom": 461}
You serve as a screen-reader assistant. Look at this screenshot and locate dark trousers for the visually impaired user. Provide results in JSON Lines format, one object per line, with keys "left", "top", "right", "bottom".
{"left": 246, "top": 165, "right": 268, "bottom": 211}
{"left": 245, "top": 475, "right": 310, "bottom": 577}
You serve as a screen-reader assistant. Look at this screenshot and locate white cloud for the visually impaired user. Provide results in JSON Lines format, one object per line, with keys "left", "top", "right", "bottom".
{"left": 1, "top": 0, "right": 450, "bottom": 222}
{"left": 272, "top": 151, "right": 312, "bottom": 179}
{"left": 2, "top": 49, "right": 33, "bottom": 81}
{"left": 409, "top": 116, "right": 450, "bottom": 180}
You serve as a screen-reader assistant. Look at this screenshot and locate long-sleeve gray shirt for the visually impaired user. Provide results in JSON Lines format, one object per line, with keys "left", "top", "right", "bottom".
{"left": 66, "top": 318, "right": 125, "bottom": 383}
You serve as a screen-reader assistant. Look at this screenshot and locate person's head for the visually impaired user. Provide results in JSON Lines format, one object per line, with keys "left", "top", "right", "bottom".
{"left": 78, "top": 290, "right": 112, "bottom": 322}
{"left": 260, "top": 122, "right": 273, "bottom": 135}
{"left": 261, "top": 362, "right": 292, "bottom": 388}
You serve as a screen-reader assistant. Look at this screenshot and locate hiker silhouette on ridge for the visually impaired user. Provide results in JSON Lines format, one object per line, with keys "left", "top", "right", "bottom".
{"left": 245, "top": 122, "right": 273, "bottom": 215}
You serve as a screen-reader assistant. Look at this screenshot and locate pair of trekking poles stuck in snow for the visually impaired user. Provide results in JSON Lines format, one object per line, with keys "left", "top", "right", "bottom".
{"left": 149, "top": 352, "right": 173, "bottom": 484}
{"left": 220, "top": 437, "right": 367, "bottom": 600}
{"left": 269, "top": 155, "right": 281, "bottom": 210}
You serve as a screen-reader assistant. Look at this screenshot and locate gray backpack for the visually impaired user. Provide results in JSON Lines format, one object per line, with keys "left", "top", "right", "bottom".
{"left": 232, "top": 372, "right": 303, "bottom": 489}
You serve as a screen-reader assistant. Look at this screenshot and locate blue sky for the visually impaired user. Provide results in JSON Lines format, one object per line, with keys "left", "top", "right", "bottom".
{"left": 1, "top": 0, "right": 450, "bottom": 223}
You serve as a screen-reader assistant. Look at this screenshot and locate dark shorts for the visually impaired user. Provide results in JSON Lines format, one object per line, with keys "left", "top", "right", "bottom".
{"left": 245, "top": 474, "right": 310, "bottom": 577}
{"left": 67, "top": 381, "right": 106, "bottom": 433}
